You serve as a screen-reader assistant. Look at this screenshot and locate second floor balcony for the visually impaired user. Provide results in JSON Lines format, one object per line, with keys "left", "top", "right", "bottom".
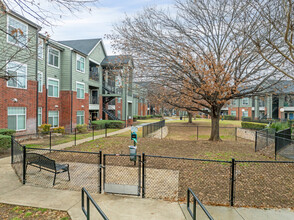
{"left": 89, "top": 67, "right": 99, "bottom": 82}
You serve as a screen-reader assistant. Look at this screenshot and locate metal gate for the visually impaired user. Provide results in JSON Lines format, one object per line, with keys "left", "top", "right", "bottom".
{"left": 103, "top": 154, "right": 141, "bottom": 196}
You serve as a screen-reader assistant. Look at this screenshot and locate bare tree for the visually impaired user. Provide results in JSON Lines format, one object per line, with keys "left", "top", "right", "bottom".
{"left": 109, "top": 0, "right": 280, "bottom": 141}
{"left": 244, "top": 0, "right": 294, "bottom": 80}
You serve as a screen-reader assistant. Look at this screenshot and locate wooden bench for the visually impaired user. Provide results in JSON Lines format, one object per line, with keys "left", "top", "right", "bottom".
{"left": 26, "top": 153, "right": 70, "bottom": 186}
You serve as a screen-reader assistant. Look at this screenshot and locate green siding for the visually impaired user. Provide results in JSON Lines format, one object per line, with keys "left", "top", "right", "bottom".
{"left": 89, "top": 42, "right": 106, "bottom": 63}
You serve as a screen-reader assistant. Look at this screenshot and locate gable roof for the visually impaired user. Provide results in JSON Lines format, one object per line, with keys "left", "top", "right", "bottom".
{"left": 58, "top": 38, "right": 102, "bottom": 55}
{"left": 101, "top": 55, "right": 132, "bottom": 67}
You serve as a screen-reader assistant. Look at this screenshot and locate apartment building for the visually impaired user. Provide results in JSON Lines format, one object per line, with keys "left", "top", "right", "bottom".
{"left": 0, "top": 9, "right": 148, "bottom": 134}
{"left": 226, "top": 81, "right": 294, "bottom": 120}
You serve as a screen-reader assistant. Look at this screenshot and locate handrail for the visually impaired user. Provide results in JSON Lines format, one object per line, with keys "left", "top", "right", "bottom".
{"left": 82, "top": 187, "right": 109, "bottom": 220}
{"left": 187, "top": 188, "right": 214, "bottom": 220}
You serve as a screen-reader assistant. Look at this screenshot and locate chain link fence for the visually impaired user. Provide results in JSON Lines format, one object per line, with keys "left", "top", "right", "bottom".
{"left": 10, "top": 138, "right": 294, "bottom": 208}
{"left": 255, "top": 128, "right": 275, "bottom": 152}
{"left": 142, "top": 120, "right": 165, "bottom": 137}
{"left": 166, "top": 125, "right": 237, "bottom": 141}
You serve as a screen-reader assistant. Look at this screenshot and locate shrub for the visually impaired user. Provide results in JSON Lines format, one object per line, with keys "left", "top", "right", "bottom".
{"left": 269, "top": 122, "right": 289, "bottom": 132}
{"left": 242, "top": 117, "right": 252, "bottom": 121}
{"left": 133, "top": 116, "right": 138, "bottom": 122}
{"left": 146, "top": 115, "right": 152, "bottom": 119}
{"left": 0, "top": 129, "right": 16, "bottom": 136}
{"left": 196, "top": 115, "right": 201, "bottom": 118}
{"left": 91, "top": 120, "right": 124, "bottom": 129}
{"left": 53, "top": 126, "right": 65, "bottom": 134}
{"left": 241, "top": 122, "right": 267, "bottom": 130}
{"left": 0, "top": 134, "right": 11, "bottom": 151}
{"left": 40, "top": 124, "right": 51, "bottom": 134}
{"left": 140, "top": 116, "right": 147, "bottom": 120}
{"left": 224, "top": 115, "right": 236, "bottom": 120}
{"left": 154, "top": 114, "right": 162, "bottom": 118}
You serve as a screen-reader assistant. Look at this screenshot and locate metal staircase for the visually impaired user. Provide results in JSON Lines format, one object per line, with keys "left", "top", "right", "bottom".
{"left": 102, "top": 96, "right": 119, "bottom": 120}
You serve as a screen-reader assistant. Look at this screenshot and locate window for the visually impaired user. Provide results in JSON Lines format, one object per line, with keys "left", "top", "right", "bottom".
{"left": 38, "top": 107, "right": 42, "bottom": 126}
{"left": 38, "top": 38, "right": 43, "bottom": 59}
{"left": 77, "top": 111, "right": 85, "bottom": 125}
{"left": 48, "top": 111, "right": 59, "bottom": 127}
{"left": 117, "top": 110, "right": 121, "bottom": 120}
{"left": 48, "top": 47, "right": 59, "bottom": 68}
{"left": 231, "top": 99, "right": 237, "bottom": 105}
{"left": 7, "top": 62, "right": 27, "bottom": 89}
{"left": 242, "top": 98, "right": 249, "bottom": 105}
{"left": 48, "top": 78, "right": 59, "bottom": 97}
{"left": 38, "top": 71, "right": 43, "bottom": 92}
{"left": 7, "top": 16, "right": 28, "bottom": 46}
{"left": 8, "top": 107, "right": 26, "bottom": 131}
{"left": 76, "top": 54, "right": 85, "bottom": 72}
{"left": 76, "top": 82, "right": 85, "bottom": 99}
{"left": 117, "top": 98, "right": 122, "bottom": 103}
{"left": 242, "top": 111, "right": 248, "bottom": 117}
{"left": 231, "top": 111, "right": 236, "bottom": 116}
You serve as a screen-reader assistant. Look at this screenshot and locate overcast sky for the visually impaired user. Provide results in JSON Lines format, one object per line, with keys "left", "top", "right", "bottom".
{"left": 42, "top": 0, "right": 174, "bottom": 55}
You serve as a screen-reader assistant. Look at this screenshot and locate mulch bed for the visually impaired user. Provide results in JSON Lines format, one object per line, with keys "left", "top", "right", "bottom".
{"left": 0, "top": 203, "right": 71, "bottom": 220}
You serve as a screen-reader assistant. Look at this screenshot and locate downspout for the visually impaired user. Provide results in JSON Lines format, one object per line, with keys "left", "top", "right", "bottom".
{"left": 70, "top": 50, "right": 73, "bottom": 132}
{"left": 35, "top": 31, "right": 39, "bottom": 133}
{"left": 125, "top": 70, "right": 127, "bottom": 127}
{"left": 44, "top": 42, "right": 48, "bottom": 123}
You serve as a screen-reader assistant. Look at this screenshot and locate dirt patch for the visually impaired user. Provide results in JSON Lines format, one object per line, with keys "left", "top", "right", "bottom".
{"left": 0, "top": 203, "right": 70, "bottom": 220}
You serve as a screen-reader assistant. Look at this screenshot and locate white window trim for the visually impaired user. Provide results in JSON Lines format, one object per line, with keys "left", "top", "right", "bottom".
{"left": 47, "top": 77, "right": 60, "bottom": 98}
{"left": 77, "top": 111, "right": 85, "bottom": 125}
{"left": 8, "top": 107, "right": 26, "bottom": 131}
{"left": 38, "top": 38, "right": 44, "bottom": 60}
{"left": 38, "top": 71, "right": 43, "bottom": 93}
{"left": 38, "top": 107, "right": 42, "bottom": 126}
{"left": 48, "top": 111, "right": 59, "bottom": 128}
{"left": 76, "top": 81, "right": 85, "bottom": 99}
{"left": 6, "top": 15, "right": 28, "bottom": 47}
{"left": 76, "top": 54, "right": 86, "bottom": 73}
{"left": 48, "top": 46, "right": 60, "bottom": 69}
{"left": 6, "top": 61, "right": 27, "bottom": 90}
{"left": 242, "top": 98, "right": 249, "bottom": 105}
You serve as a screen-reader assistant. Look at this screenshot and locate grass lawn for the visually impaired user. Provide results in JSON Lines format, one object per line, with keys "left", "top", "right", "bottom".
{"left": 166, "top": 118, "right": 242, "bottom": 127}
{"left": 0, "top": 203, "right": 70, "bottom": 220}
{"left": 21, "top": 129, "right": 119, "bottom": 149}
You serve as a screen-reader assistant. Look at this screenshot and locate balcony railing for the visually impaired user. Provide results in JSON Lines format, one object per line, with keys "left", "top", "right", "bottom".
{"left": 90, "top": 96, "right": 99, "bottom": 104}
{"left": 89, "top": 67, "right": 99, "bottom": 82}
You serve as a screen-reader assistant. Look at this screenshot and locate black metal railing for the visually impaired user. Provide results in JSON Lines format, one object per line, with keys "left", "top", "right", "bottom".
{"left": 187, "top": 188, "right": 214, "bottom": 220}
{"left": 82, "top": 187, "right": 108, "bottom": 220}
{"left": 275, "top": 128, "right": 293, "bottom": 160}
{"left": 255, "top": 128, "right": 276, "bottom": 152}
{"left": 142, "top": 120, "right": 165, "bottom": 137}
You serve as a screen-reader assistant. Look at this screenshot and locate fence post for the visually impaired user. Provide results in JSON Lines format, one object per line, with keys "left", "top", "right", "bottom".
{"left": 49, "top": 131, "right": 52, "bottom": 152}
{"left": 197, "top": 126, "right": 199, "bottom": 140}
{"left": 22, "top": 146, "right": 26, "bottom": 185}
{"left": 274, "top": 132, "right": 277, "bottom": 160}
{"left": 254, "top": 131, "right": 257, "bottom": 152}
{"left": 230, "top": 158, "right": 236, "bottom": 206}
{"left": 105, "top": 124, "right": 107, "bottom": 137}
{"left": 235, "top": 127, "right": 237, "bottom": 141}
{"left": 266, "top": 129, "right": 269, "bottom": 146}
{"left": 75, "top": 128, "right": 77, "bottom": 146}
{"left": 161, "top": 127, "right": 162, "bottom": 139}
{"left": 92, "top": 126, "right": 94, "bottom": 141}
{"left": 11, "top": 136, "right": 14, "bottom": 164}
{"left": 99, "top": 150, "right": 102, "bottom": 194}
{"left": 142, "top": 153, "right": 145, "bottom": 198}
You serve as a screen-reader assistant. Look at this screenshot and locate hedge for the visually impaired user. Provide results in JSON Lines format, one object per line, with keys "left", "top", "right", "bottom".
{"left": 0, "top": 134, "right": 11, "bottom": 151}
{"left": 224, "top": 115, "right": 236, "bottom": 120}
{"left": 91, "top": 120, "right": 125, "bottom": 129}
{"left": 242, "top": 117, "right": 252, "bottom": 121}
{"left": 0, "top": 129, "right": 16, "bottom": 136}
{"left": 241, "top": 122, "right": 267, "bottom": 130}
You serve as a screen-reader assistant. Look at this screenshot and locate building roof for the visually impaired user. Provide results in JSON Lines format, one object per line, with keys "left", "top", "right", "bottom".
{"left": 6, "top": 10, "right": 41, "bottom": 30}
{"left": 101, "top": 55, "right": 132, "bottom": 66}
{"left": 58, "top": 38, "right": 101, "bottom": 55}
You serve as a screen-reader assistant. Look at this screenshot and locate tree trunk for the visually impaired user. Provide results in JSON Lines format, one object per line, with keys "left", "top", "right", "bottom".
{"left": 188, "top": 112, "right": 193, "bottom": 123}
{"left": 209, "top": 114, "right": 221, "bottom": 141}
